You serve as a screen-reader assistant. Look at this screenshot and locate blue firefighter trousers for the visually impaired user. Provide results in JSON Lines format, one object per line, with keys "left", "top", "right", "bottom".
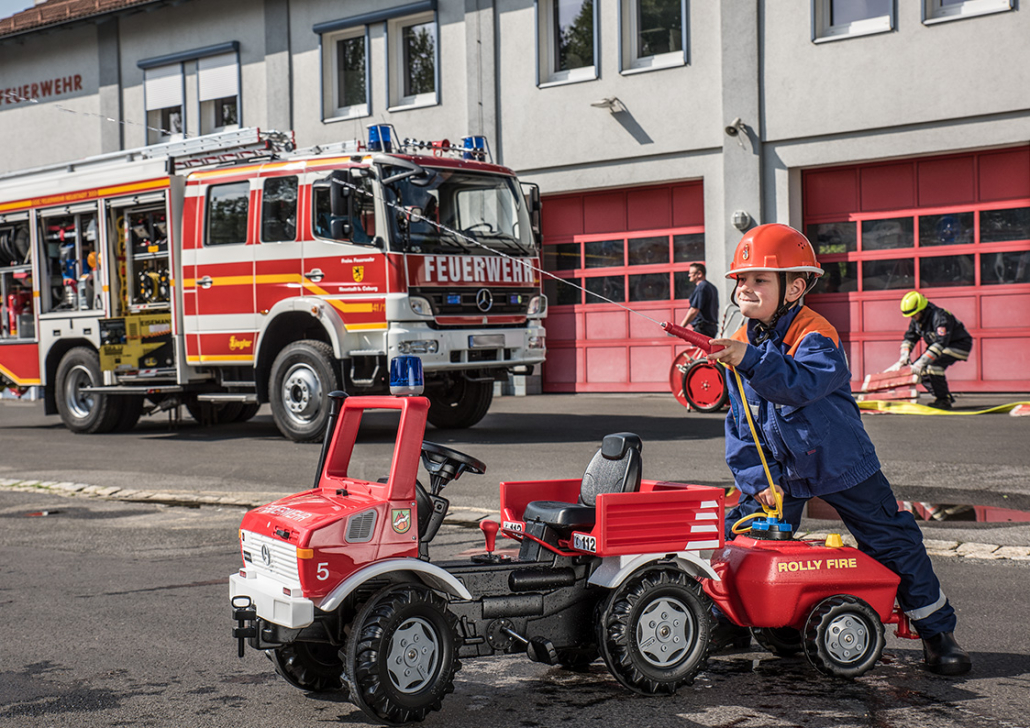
{"left": 724, "top": 470, "right": 957, "bottom": 637}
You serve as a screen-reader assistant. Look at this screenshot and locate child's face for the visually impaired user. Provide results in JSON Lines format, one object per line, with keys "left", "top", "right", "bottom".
{"left": 734, "top": 271, "right": 781, "bottom": 324}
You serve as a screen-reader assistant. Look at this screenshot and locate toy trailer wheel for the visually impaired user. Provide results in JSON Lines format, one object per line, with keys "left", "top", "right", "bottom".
{"left": 344, "top": 585, "right": 461, "bottom": 725}
{"left": 751, "top": 626, "right": 803, "bottom": 657}
{"left": 268, "top": 642, "right": 346, "bottom": 694}
{"left": 682, "top": 360, "right": 729, "bottom": 413}
{"left": 802, "top": 595, "right": 885, "bottom": 678}
{"left": 596, "top": 569, "right": 711, "bottom": 695}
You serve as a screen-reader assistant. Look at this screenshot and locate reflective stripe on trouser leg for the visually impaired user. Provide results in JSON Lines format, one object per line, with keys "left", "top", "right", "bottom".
{"left": 905, "top": 589, "right": 948, "bottom": 621}
{"left": 819, "top": 471, "right": 957, "bottom": 636}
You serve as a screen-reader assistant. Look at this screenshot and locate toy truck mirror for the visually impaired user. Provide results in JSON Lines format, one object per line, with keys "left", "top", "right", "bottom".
{"left": 521, "top": 182, "right": 542, "bottom": 246}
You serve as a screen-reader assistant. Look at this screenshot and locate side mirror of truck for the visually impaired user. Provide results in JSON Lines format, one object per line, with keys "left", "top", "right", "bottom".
{"left": 521, "top": 182, "right": 542, "bottom": 246}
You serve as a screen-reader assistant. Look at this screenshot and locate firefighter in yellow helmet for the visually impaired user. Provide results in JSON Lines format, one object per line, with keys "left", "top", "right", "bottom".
{"left": 886, "top": 291, "right": 973, "bottom": 409}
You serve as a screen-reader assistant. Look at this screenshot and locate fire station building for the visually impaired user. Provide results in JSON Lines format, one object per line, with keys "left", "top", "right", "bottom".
{"left": 1, "top": 0, "right": 1028, "bottom": 394}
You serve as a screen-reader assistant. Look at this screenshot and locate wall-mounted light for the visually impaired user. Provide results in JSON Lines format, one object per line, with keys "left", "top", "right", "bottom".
{"left": 590, "top": 97, "right": 626, "bottom": 114}
{"left": 732, "top": 210, "right": 752, "bottom": 232}
{"left": 724, "top": 117, "right": 747, "bottom": 148}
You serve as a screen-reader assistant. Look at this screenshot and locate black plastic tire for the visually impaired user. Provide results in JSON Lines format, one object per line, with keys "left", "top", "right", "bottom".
{"left": 803, "top": 595, "right": 885, "bottom": 678}
{"left": 426, "top": 377, "right": 493, "bottom": 430}
{"left": 184, "top": 398, "right": 245, "bottom": 426}
{"left": 344, "top": 585, "right": 461, "bottom": 725}
{"left": 55, "top": 347, "right": 122, "bottom": 434}
{"left": 557, "top": 645, "right": 599, "bottom": 671}
{"left": 752, "top": 626, "right": 803, "bottom": 657}
{"left": 268, "top": 642, "right": 346, "bottom": 694}
{"left": 682, "top": 360, "right": 729, "bottom": 413}
{"left": 269, "top": 340, "right": 340, "bottom": 442}
{"left": 596, "top": 569, "right": 711, "bottom": 695}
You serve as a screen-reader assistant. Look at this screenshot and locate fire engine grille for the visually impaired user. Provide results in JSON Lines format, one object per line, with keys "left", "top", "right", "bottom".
{"left": 241, "top": 530, "right": 301, "bottom": 587}
{"left": 410, "top": 287, "right": 535, "bottom": 317}
{"left": 346, "top": 510, "right": 377, "bottom": 543}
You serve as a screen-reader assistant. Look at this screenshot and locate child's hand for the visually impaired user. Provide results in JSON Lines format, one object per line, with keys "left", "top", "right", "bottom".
{"left": 755, "top": 484, "right": 783, "bottom": 509}
{"left": 707, "top": 338, "right": 747, "bottom": 367}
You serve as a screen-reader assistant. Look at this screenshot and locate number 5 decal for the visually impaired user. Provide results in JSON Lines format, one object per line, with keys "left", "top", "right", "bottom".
{"left": 316, "top": 562, "right": 330, "bottom": 581}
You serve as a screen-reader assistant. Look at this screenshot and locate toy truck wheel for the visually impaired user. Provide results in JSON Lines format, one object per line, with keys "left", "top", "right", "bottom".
{"left": 682, "top": 360, "right": 728, "bottom": 413}
{"left": 268, "top": 643, "right": 346, "bottom": 694}
{"left": 751, "top": 626, "right": 803, "bottom": 657}
{"left": 596, "top": 569, "right": 711, "bottom": 695}
{"left": 269, "top": 340, "right": 341, "bottom": 442}
{"left": 802, "top": 595, "right": 885, "bottom": 678}
{"left": 344, "top": 584, "right": 461, "bottom": 725}
{"left": 55, "top": 347, "right": 123, "bottom": 433}
{"left": 426, "top": 376, "right": 492, "bottom": 430}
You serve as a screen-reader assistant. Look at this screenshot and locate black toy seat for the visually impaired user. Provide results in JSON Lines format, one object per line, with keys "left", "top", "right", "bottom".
{"left": 522, "top": 433, "right": 643, "bottom": 534}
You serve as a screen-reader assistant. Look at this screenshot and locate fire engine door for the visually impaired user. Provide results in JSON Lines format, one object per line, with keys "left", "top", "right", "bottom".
{"left": 254, "top": 174, "right": 302, "bottom": 321}
{"left": 192, "top": 180, "right": 258, "bottom": 363}
{"left": 304, "top": 173, "right": 388, "bottom": 332}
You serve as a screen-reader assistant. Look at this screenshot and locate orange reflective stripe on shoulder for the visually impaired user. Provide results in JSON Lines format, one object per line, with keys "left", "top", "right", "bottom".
{"left": 783, "top": 306, "right": 840, "bottom": 356}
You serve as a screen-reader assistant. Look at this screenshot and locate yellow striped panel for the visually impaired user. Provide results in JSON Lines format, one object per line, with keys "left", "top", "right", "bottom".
{"left": 97, "top": 178, "right": 170, "bottom": 197}
{"left": 0, "top": 362, "right": 41, "bottom": 386}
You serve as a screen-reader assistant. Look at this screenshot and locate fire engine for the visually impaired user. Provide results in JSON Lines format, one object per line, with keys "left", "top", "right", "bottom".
{"left": 0, "top": 126, "right": 546, "bottom": 440}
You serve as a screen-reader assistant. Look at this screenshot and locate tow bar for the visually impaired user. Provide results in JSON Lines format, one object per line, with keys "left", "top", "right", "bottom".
{"left": 231, "top": 596, "right": 257, "bottom": 658}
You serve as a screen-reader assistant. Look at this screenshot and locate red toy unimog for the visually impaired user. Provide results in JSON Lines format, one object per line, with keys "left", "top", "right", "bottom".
{"left": 229, "top": 353, "right": 916, "bottom": 725}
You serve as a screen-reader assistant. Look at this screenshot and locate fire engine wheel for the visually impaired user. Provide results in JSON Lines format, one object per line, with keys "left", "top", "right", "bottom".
{"left": 426, "top": 377, "right": 493, "bottom": 430}
{"left": 184, "top": 398, "right": 245, "bottom": 426}
{"left": 268, "top": 642, "right": 346, "bottom": 694}
{"left": 234, "top": 402, "right": 262, "bottom": 422}
{"left": 597, "top": 569, "right": 711, "bottom": 695}
{"left": 112, "top": 396, "right": 145, "bottom": 432}
{"left": 344, "top": 584, "right": 461, "bottom": 726}
{"left": 682, "top": 360, "right": 729, "bottom": 413}
{"left": 269, "top": 340, "right": 340, "bottom": 442}
{"left": 803, "top": 595, "right": 885, "bottom": 678}
{"left": 751, "top": 626, "right": 803, "bottom": 657}
{"left": 55, "top": 347, "right": 123, "bottom": 434}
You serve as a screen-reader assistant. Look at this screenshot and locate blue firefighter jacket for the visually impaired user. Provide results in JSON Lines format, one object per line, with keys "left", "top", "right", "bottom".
{"left": 723, "top": 305, "right": 881, "bottom": 499}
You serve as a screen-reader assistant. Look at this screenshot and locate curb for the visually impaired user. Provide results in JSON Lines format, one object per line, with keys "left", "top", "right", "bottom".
{"left": 2, "top": 478, "right": 1029, "bottom": 562}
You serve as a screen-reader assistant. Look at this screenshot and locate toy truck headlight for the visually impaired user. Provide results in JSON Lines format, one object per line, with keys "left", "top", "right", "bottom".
{"left": 527, "top": 294, "right": 547, "bottom": 317}
{"left": 409, "top": 296, "right": 433, "bottom": 317}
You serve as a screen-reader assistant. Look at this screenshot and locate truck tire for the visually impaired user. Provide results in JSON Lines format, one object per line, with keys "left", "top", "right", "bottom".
{"left": 596, "top": 569, "right": 711, "bottom": 695}
{"left": 343, "top": 584, "right": 461, "bottom": 725}
{"left": 426, "top": 377, "right": 493, "bottom": 430}
{"left": 112, "top": 396, "right": 145, "bottom": 432}
{"left": 184, "top": 398, "right": 244, "bottom": 426}
{"left": 55, "top": 347, "right": 122, "bottom": 434}
{"left": 233, "top": 402, "right": 262, "bottom": 422}
{"left": 269, "top": 340, "right": 340, "bottom": 442}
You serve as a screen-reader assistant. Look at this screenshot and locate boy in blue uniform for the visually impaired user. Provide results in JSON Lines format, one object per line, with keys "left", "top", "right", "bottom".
{"left": 706, "top": 224, "right": 971, "bottom": 676}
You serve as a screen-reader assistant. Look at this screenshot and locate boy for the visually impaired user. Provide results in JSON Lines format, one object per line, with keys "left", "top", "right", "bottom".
{"left": 706, "top": 223, "right": 971, "bottom": 676}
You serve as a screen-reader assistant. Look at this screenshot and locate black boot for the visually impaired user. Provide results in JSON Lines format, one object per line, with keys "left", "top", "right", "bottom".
{"left": 711, "top": 616, "right": 752, "bottom": 652}
{"left": 925, "top": 375, "right": 954, "bottom": 409}
{"left": 922, "top": 632, "right": 971, "bottom": 675}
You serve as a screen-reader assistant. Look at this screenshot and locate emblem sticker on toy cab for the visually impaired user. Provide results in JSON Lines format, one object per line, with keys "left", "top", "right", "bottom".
{"left": 391, "top": 509, "right": 411, "bottom": 534}
{"left": 573, "top": 532, "right": 596, "bottom": 553}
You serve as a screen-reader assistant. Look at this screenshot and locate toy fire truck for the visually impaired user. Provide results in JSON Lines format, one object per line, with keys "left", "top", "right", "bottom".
{"left": 0, "top": 126, "right": 545, "bottom": 439}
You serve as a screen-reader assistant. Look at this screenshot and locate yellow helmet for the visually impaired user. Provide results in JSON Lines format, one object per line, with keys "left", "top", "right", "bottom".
{"left": 901, "top": 290, "right": 928, "bottom": 317}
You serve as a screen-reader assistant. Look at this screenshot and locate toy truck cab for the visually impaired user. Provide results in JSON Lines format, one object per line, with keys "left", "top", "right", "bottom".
{"left": 230, "top": 388, "right": 727, "bottom": 724}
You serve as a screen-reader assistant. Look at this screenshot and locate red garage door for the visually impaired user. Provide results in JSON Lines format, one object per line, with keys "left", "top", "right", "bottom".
{"left": 540, "top": 182, "right": 706, "bottom": 393}
{"left": 804, "top": 145, "right": 1030, "bottom": 392}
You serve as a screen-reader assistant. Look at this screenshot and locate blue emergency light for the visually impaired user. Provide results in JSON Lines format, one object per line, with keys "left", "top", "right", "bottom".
{"left": 462, "top": 135, "right": 488, "bottom": 161}
{"left": 389, "top": 355, "right": 424, "bottom": 396}
{"left": 368, "top": 124, "right": 394, "bottom": 153}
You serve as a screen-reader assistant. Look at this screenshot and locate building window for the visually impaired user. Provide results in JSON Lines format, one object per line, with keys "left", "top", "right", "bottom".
{"left": 388, "top": 12, "right": 438, "bottom": 110}
{"left": 538, "top": 0, "right": 597, "bottom": 86}
{"left": 199, "top": 52, "right": 240, "bottom": 134}
{"left": 323, "top": 27, "right": 369, "bottom": 120}
{"left": 144, "top": 64, "right": 184, "bottom": 144}
{"left": 923, "top": 0, "right": 1012, "bottom": 24}
{"left": 621, "top": 0, "right": 686, "bottom": 73}
{"left": 813, "top": 0, "right": 893, "bottom": 42}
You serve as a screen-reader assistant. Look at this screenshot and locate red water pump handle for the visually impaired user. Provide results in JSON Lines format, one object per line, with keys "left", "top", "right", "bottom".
{"left": 661, "top": 322, "right": 724, "bottom": 354}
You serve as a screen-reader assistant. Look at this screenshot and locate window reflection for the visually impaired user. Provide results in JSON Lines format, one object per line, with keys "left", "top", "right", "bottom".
{"left": 919, "top": 212, "right": 973, "bottom": 247}
{"left": 585, "top": 274, "right": 624, "bottom": 303}
{"left": 981, "top": 251, "right": 1030, "bottom": 285}
{"left": 807, "top": 222, "right": 857, "bottom": 255}
{"left": 811, "top": 261, "right": 858, "bottom": 294}
{"left": 584, "top": 239, "right": 623, "bottom": 268}
{"left": 674, "top": 270, "right": 696, "bottom": 300}
{"left": 862, "top": 258, "right": 914, "bottom": 290}
{"left": 628, "top": 272, "right": 668, "bottom": 302}
{"left": 920, "top": 255, "right": 975, "bottom": 288}
{"left": 544, "top": 242, "right": 580, "bottom": 271}
{"left": 980, "top": 207, "right": 1030, "bottom": 243}
{"left": 627, "top": 235, "right": 668, "bottom": 266}
{"left": 862, "top": 218, "right": 914, "bottom": 251}
{"left": 673, "top": 233, "right": 704, "bottom": 262}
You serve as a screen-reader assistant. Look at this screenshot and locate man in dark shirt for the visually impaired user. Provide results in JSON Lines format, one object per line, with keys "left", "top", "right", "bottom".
{"left": 887, "top": 290, "right": 973, "bottom": 410}
{"left": 680, "top": 263, "right": 720, "bottom": 338}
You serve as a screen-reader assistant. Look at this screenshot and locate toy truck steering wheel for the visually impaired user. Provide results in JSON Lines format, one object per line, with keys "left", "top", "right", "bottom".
{"left": 421, "top": 441, "right": 487, "bottom": 494}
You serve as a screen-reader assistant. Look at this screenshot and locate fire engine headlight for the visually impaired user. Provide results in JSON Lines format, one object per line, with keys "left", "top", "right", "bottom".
{"left": 409, "top": 296, "right": 433, "bottom": 317}
{"left": 398, "top": 340, "right": 439, "bottom": 355}
{"left": 528, "top": 335, "right": 546, "bottom": 350}
{"left": 527, "top": 294, "right": 547, "bottom": 317}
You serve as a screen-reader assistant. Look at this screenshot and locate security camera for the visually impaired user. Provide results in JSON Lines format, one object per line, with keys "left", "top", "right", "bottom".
{"left": 724, "top": 117, "right": 743, "bottom": 136}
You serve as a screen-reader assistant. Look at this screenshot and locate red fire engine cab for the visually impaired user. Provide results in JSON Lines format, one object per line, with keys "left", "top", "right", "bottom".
{"left": 0, "top": 126, "right": 546, "bottom": 440}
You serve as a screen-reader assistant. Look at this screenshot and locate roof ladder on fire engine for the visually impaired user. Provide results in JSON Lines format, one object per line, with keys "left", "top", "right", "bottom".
{"left": 348, "top": 350, "right": 386, "bottom": 387}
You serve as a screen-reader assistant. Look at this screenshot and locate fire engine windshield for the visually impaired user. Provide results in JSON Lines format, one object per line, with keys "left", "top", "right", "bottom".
{"left": 383, "top": 168, "right": 534, "bottom": 256}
